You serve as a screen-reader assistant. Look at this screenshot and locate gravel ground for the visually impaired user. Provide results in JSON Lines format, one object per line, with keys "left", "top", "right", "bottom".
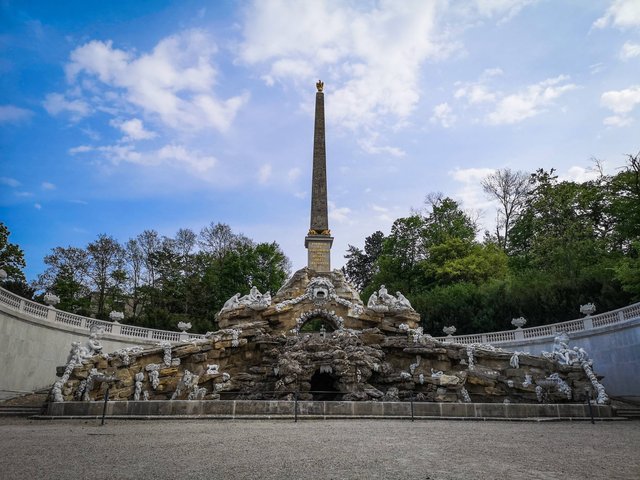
{"left": 0, "top": 417, "right": 638, "bottom": 480}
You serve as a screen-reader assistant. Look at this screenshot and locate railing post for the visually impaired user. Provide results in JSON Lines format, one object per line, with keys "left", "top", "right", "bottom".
{"left": 111, "top": 322, "right": 121, "bottom": 336}
{"left": 47, "top": 306, "right": 56, "bottom": 322}
{"left": 514, "top": 329, "right": 524, "bottom": 341}
{"left": 583, "top": 317, "right": 593, "bottom": 330}
{"left": 481, "top": 334, "right": 487, "bottom": 343}
{"left": 18, "top": 298, "right": 25, "bottom": 312}
{"left": 618, "top": 311, "right": 625, "bottom": 322}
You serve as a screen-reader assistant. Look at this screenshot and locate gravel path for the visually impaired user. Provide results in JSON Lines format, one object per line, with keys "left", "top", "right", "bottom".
{"left": 1, "top": 417, "right": 638, "bottom": 479}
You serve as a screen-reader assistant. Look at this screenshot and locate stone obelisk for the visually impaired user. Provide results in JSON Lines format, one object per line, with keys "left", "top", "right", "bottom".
{"left": 305, "top": 80, "right": 333, "bottom": 272}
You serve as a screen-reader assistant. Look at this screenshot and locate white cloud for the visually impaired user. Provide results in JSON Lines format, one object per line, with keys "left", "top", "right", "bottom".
{"left": 471, "top": 0, "right": 537, "bottom": 22}
{"left": 287, "top": 167, "right": 302, "bottom": 182}
{"left": 601, "top": 85, "right": 640, "bottom": 114}
{"left": 594, "top": 0, "right": 640, "bottom": 29}
{"left": 258, "top": 163, "right": 272, "bottom": 184}
{"left": 589, "top": 62, "right": 606, "bottom": 75}
{"left": 357, "top": 135, "right": 405, "bottom": 157}
{"left": 110, "top": 118, "right": 157, "bottom": 141}
{"left": 69, "top": 145, "right": 93, "bottom": 155}
{"left": 69, "top": 143, "right": 216, "bottom": 174}
{"left": 41, "top": 182, "right": 56, "bottom": 190}
{"left": 0, "top": 105, "right": 33, "bottom": 124}
{"left": 370, "top": 203, "right": 392, "bottom": 221}
{"left": 52, "top": 30, "right": 248, "bottom": 133}
{"left": 0, "top": 177, "right": 21, "bottom": 187}
{"left": 486, "top": 76, "right": 576, "bottom": 125}
{"left": 43, "top": 93, "right": 90, "bottom": 120}
{"left": 430, "top": 102, "right": 456, "bottom": 128}
{"left": 451, "top": 72, "right": 576, "bottom": 126}
{"left": 620, "top": 42, "right": 640, "bottom": 60}
{"left": 449, "top": 166, "right": 500, "bottom": 235}
{"left": 603, "top": 115, "right": 633, "bottom": 127}
{"left": 156, "top": 145, "right": 216, "bottom": 173}
{"left": 371, "top": 204, "right": 389, "bottom": 213}
{"left": 450, "top": 167, "right": 495, "bottom": 184}
{"left": 328, "top": 201, "right": 351, "bottom": 223}
{"left": 600, "top": 85, "right": 640, "bottom": 127}
{"left": 34, "top": 203, "right": 42, "bottom": 210}
{"left": 561, "top": 166, "right": 601, "bottom": 183}
{"left": 239, "top": 0, "right": 440, "bottom": 132}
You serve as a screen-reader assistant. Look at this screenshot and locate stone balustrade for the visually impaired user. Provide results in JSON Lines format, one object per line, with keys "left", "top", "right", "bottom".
{"left": 0, "top": 286, "right": 639, "bottom": 347}
{"left": 433, "top": 302, "right": 640, "bottom": 345}
{"left": 0, "top": 287, "right": 205, "bottom": 344}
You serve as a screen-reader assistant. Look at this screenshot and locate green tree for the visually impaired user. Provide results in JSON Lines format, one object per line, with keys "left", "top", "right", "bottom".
{"left": 0, "top": 222, "right": 26, "bottom": 282}
{"left": 343, "top": 230, "right": 385, "bottom": 291}
{"left": 36, "top": 246, "right": 91, "bottom": 314}
{"left": 87, "top": 234, "right": 125, "bottom": 319}
{"left": 0, "top": 222, "right": 30, "bottom": 297}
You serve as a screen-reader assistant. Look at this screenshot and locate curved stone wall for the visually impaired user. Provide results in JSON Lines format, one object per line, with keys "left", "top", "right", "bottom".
{"left": 435, "top": 303, "right": 640, "bottom": 398}
{"left": 0, "top": 288, "right": 202, "bottom": 400}
{"left": 1, "top": 286, "right": 638, "bottom": 399}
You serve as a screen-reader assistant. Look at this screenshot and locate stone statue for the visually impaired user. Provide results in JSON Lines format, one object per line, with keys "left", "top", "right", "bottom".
{"left": 316, "top": 80, "right": 324, "bottom": 92}
{"left": 69, "top": 328, "right": 103, "bottom": 361}
{"left": 221, "top": 286, "right": 272, "bottom": 314}
{"left": 378, "top": 285, "right": 395, "bottom": 304}
{"left": 367, "top": 286, "right": 414, "bottom": 313}
{"left": 547, "top": 332, "right": 575, "bottom": 365}
{"left": 367, "top": 292, "right": 378, "bottom": 308}
{"left": 262, "top": 291, "right": 272, "bottom": 305}
{"left": 239, "top": 286, "right": 260, "bottom": 305}
{"left": 222, "top": 293, "right": 241, "bottom": 311}
{"left": 395, "top": 292, "right": 412, "bottom": 309}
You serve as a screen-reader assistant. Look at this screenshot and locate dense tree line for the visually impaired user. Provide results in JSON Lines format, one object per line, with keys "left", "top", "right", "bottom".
{"left": 4, "top": 222, "right": 290, "bottom": 333}
{"left": 344, "top": 153, "right": 640, "bottom": 336}
{"left": 1, "top": 154, "right": 638, "bottom": 337}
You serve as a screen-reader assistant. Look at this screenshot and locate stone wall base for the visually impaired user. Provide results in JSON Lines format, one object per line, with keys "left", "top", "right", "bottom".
{"left": 43, "top": 400, "right": 613, "bottom": 420}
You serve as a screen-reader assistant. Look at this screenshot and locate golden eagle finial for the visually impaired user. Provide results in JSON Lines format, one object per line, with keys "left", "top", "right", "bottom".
{"left": 316, "top": 80, "right": 324, "bottom": 92}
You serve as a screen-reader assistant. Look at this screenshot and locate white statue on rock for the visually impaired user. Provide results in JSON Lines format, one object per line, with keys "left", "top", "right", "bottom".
{"left": 240, "top": 286, "right": 271, "bottom": 310}
{"left": 220, "top": 286, "right": 272, "bottom": 314}
{"left": 67, "top": 327, "right": 103, "bottom": 362}
{"left": 396, "top": 292, "right": 412, "bottom": 309}
{"left": 367, "top": 285, "right": 414, "bottom": 312}
{"left": 542, "top": 332, "right": 609, "bottom": 404}
{"left": 222, "top": 293, "right": 241, "bottom": 311}
{"left": 367, "top": 292, "right": 378, "bottom": 309}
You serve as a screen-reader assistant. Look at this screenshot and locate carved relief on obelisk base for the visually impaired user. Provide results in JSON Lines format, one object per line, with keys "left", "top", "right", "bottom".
{"left": 305, "top": 80, "right": 333, "bottom": 272}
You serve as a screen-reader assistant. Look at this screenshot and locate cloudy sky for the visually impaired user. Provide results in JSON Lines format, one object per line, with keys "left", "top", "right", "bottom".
{"left": 1, "top": 0, "right": 639, "bottom": 281}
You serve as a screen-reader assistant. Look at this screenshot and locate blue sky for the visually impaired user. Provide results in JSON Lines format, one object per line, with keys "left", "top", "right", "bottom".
{"left": 1, "top": 0, "right": 639, "bottom": 281}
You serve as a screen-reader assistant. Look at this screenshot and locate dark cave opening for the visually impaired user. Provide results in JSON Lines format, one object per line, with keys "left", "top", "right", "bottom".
{"left": 310, "top": 370, "right": 340, "bottom": 400}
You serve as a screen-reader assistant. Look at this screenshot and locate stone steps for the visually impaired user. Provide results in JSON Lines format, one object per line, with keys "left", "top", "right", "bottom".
{"left": 0, "top": 405, "right": 42, "bottom": 417}
{"left": 44, "top": 400, "right": 614, "bottom": 420}
{"left": 614, "top": 408, "right": 640, "bottom": 419}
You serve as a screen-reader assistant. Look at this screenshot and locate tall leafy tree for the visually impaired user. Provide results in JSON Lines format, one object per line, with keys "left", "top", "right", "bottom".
{"left": 87, "top": 234, "right": 125, "bottom": 318}
{"left": 36, "top": 246, "right": 91, "bottom": 314}
{"left": 343, "top": 230, "right": 385, "bottom": 291}
{"left": 0, "top": 222, "right": 31, "bottom": 297}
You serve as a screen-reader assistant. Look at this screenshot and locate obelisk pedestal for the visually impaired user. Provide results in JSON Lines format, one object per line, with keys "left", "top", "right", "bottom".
{"left": 305, "top": 80, "right": 333, "bottom": 272}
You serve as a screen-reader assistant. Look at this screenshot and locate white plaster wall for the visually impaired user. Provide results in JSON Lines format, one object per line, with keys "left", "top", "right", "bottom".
{"left": 0, "top": 306, "right": 156, "bottom": 400}
{"left": 492, "top": 318, "right": 640, "bottom": 398}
